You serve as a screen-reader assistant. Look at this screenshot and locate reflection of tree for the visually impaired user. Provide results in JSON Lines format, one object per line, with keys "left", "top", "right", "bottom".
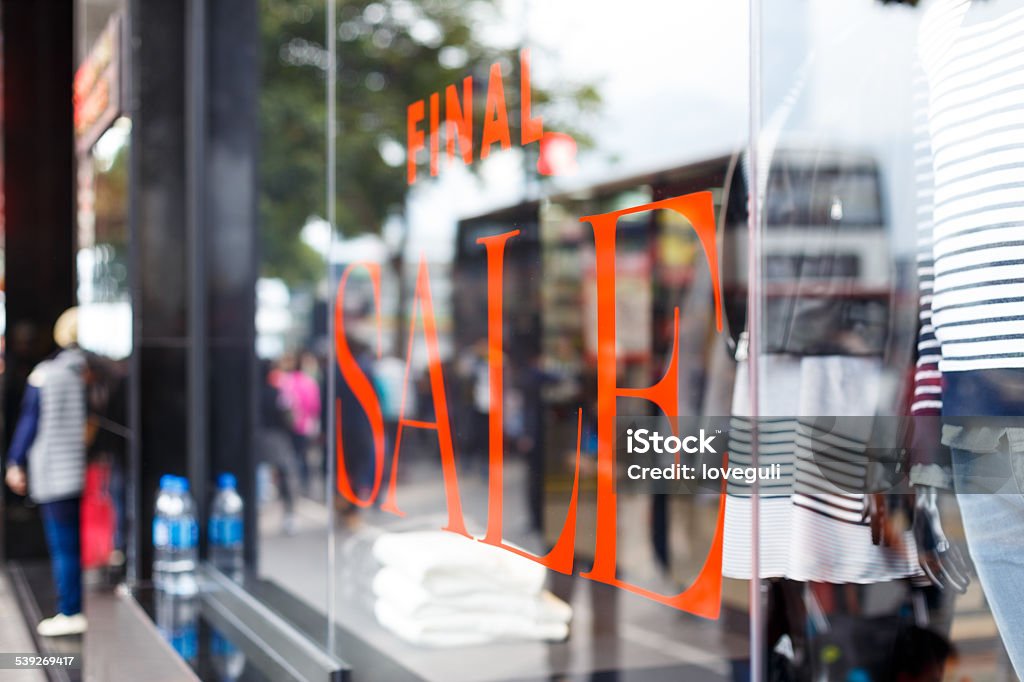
{"left": 260, "top": 0, "right": 600, "bottom": 286}
{"left": 94, "top": 147, "right": 128, "bottom": 247}
{"left": 92, "top": 147, "right": 130, "bottom": 302}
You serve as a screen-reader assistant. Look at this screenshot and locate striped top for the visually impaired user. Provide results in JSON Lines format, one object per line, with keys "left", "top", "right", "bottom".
{"left": 913, "top": 0, "right": 1024, "bottom": 416}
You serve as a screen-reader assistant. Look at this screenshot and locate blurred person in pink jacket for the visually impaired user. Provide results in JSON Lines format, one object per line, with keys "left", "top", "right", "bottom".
{"left": 272, "top": 351, "right": 321, "bottom": 494}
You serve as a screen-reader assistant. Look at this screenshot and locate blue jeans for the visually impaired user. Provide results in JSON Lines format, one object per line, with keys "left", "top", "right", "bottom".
{"left": 38, "top": 497, "right": 82, "bottom": 616}
{"left": 952, "top": 446, "right": 1024, "bottom": 679}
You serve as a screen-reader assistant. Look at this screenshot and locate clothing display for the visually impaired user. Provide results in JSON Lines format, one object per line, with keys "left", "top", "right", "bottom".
{"left": 719, "top": 63, "right": 918, "bottom": 584}
{"left": 911, "top": 1, "right": 1024, "bottom": 677}
{"left": 723, "top": 355, "right": 921, "bottom": 583}
{"left": 367, "top": 531, "right": 572, "bottom": 647}
{"left": 951, "top": 445, "right": 1024, "bottom": 676}
{"left": 914, "top": 0, "right": 1024, "bottom": 385}
{"left": 371, "top": 530, "right": 548, "bottom": 594}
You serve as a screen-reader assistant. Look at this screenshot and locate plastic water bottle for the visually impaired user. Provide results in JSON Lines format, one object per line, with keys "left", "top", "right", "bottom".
{"left": 210, "top": 627, "right": 246, "bottom": 681}
{"left": 155, "top": 589, "right": 198, "bottom": 665}
{"left": 152, "top": 475, "right": 176, "bottom": 591}
{"left": 209, "top": 473, "right": 244, "bottom": 580}
{"left": 153, "top": 475, "right": 198, "bottom": 595}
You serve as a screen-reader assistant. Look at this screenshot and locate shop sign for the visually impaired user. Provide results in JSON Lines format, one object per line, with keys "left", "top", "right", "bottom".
{"left": 333, "top": 191, "right": 729, "bottom": 619}
{"left": 74, "top": 15, "right": 121, "bottom": 154}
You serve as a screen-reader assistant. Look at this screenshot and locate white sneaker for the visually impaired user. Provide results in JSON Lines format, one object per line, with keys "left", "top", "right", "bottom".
{"left": 36, "top": 613, "right": 87, "bottom": 637}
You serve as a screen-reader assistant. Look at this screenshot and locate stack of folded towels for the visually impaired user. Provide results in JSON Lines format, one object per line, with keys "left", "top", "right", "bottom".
{"left": 369, "top": 530, "right": 573, "bottom": 647}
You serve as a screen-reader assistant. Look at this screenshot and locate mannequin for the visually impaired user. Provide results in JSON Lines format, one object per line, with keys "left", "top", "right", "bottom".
{"left": 888, "top": 0, "right": 1024, "bottom": 676}
{"left": 720, "top": 6, "right": 963, "bottom": 675}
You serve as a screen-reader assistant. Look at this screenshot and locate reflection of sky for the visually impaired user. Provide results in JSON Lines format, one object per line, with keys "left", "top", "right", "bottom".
{"left": 526, "top": 0, "right": 750, "bottom": 185}
{"left": 92, "top": 117, "right": 131, "bottom": 171}
{"left": 403, "top": 0, "right": 926, "bottom": 263}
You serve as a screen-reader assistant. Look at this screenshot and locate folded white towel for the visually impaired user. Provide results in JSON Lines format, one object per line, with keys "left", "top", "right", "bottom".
{"left": 372, "top": 567, "right": 573, "bottom": 623}
{"left": 371, "top": 531, "right": 546, "bottom": 596}
{"left": 374, "top": 599, "right": 570, "bottom": 648}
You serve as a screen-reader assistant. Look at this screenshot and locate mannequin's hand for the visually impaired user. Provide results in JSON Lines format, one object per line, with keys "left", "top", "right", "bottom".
{"left": 5, "top": 465, "right": 26, "bottom": 496}
{"left": 865, "top": 492, "right": 887, "bottom": 546}
{"left": 913, "top": 485, "right": 972, "bottom": 593}
{"left": 865, "top": 492, "right": 912, "bottom": 549}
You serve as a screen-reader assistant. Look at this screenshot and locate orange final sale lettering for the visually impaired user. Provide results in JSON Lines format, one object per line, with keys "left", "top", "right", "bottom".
{"left": 579, "top": 191, "right": 725, "bottom": 619}
{"left": 406, "top": 99, "right": 426, "bottom": 185}
{"left": 475, "top": 230, "right": 580, "bottom": 575}
{"left": 379, "top": 258, "right": 471, "bottom": 538}
{"left": 334, "top": 191, "right": 727, "bottom": 617}
{"left": 333, "top": 262, "right": 386, "bottom": 507}
{"left": 407, "top": 50, "right": 549, "bottom": 184}
{"left": 519, "top": 48, "right": 543, "bottom": 146}
{"left": 445, "top": 76, "right": 473, "bottom": 165}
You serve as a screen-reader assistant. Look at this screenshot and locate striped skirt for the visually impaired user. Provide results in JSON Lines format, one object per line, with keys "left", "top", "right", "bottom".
{"left": 722, "top": 354, "right": 922, "bottom": 583}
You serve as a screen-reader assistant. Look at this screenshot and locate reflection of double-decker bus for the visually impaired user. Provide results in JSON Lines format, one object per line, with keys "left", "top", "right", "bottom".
{"left": 453, "top": 157, "right": 733, "bottom": 550}
{"left": 453, "top": 148, "right": 893, "bottom": 415}
{"left": 454, "top": 156, "right": 734, "bottom": 415}
{"left": 722, "top": 148, "right": 891, "bottom": 356}
{"left": 452, "top": 147, "right": 895, "bottom": 574}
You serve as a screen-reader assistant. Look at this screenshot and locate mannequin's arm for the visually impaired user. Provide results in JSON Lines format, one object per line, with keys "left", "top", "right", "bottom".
{"left": 912, "top": 485, "right": 971, "bottom": 593}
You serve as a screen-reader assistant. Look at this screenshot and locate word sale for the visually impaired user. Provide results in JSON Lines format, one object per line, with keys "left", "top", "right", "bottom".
{"left": 333, "top": 191, "right": 728, "bottom": 619}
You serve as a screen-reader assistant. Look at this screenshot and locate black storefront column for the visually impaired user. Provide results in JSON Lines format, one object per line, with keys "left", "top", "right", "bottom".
{"left": 1, "top": 0, "right": 76, "bottom": 561}
{"left": 127, "top": 0, "right": 258, "bottom": 584}
{"left": 203, "top": 0, "right": 259, "bottom": 571}
{"left": 127, "top": 0, "right": 187, "bottom": 584}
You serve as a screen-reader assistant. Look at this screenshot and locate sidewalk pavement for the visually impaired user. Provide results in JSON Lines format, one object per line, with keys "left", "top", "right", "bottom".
{"left": 0, "top": 569, "right": 46, "bottom": 682}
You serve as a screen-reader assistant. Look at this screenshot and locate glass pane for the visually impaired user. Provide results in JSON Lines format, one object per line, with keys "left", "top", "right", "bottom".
{"left": 753, "top": 1, "right": 1019, "bottom": 680}
{"left": 76, "top": 117, "right": 133, "bottom": 585}
{"left": 325, "top": 1, "right": 752, "bottom": 680}
{"left": 246, "top": 0, "right": 333, "bottom": 621}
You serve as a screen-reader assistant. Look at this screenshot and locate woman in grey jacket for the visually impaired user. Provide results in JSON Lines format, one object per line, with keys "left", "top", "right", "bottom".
{"left": 5, "top": 308, "right": 87, "bottom": 637}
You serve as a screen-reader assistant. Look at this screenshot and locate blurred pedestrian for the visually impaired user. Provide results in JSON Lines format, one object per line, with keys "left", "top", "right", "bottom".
{"left": 273, "top": 351, "right": 321, "bottom": 495}
{"left": 299, "top": 350, "right": 328, "bottom": 495}
{"left": 258, "top": 360, "right": 298, "bottom": 535}
{"left": 456, "top": 338, "right": 492, "bottom": 477}
{"left": 4, "top": 308, "right": 88, "bottom": 636}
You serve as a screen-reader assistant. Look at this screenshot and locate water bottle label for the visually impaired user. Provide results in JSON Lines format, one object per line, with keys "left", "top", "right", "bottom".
{"left": 210, "top": 517, "right": 243, "bottom": 545}
{"left": 172, "top": 627, "right": 198, "bottom": 661}
{"left": 160, "top": 519, "right": 197, "bottom": 549}
{"left": 153, "top": 518, "right": 170, "bottom": 548}
{"left": 154, "top": 518, "right": 197, "bottom": 549}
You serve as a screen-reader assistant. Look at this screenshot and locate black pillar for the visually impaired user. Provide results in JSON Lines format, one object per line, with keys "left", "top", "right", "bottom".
{"left": 127, "top": 0, "right": 258, "bottom": 583}
{"left": 127, "top": 0, "right": 188, "bottom": 583}
{"left": 204, "top": 0, "right": 259, "bottom": 571}
{"left": 1, "top": 0, "right": 76, "bottom": 561}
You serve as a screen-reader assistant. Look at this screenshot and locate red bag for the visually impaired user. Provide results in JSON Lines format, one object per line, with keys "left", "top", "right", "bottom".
{"left": 80, "top": 461, "right": 115, "bottom": 569}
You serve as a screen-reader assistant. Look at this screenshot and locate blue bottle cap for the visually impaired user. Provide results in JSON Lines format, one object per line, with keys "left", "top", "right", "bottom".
{"left": 160, "top": 475, "right": 189, "bottom": 493}
{"left": 217, "top": 473, "right": 237, "bottom": 490}
{"left": 847, "top": 669, "right": 872, "bottom": 682}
